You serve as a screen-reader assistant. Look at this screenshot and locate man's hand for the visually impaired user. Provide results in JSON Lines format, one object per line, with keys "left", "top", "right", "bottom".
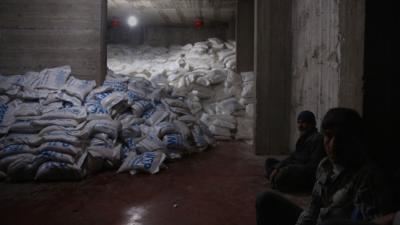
{"left": 269, "top": 168, "right": 280, "bottom": 181}
{"left": 372, "top": 213, "right": 395, "bottom": 225}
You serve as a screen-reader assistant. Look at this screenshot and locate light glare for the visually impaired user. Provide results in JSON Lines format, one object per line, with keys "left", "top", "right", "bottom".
{"left": 127, "top": 16, "right": 138, "bottom": 27}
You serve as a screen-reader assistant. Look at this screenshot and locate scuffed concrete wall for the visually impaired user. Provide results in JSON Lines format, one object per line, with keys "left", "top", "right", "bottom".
{"left": 255, "top": 0, "right": 292, "bottom": 155}
{"left": 144, "top": 25, "right": 229, "bottom": 46}
{"left": 337, "top": 0, "right": 364, "bottom": 112}
{"left": 236, "top": 0, "right": 254, "bottom": 73}
{"left": 290, "top": 0, "right": 364, "bottom": 148}
{"left": 108, "top": 25, "right": 230, "bottom": 47}
{"left": 107, "top": 26, "right": 144, "bottom": 46}
{"left": 0, "top": 0, "right": 107, "bottom": 84}
{"left": 291, "top": 0, "right": 341, "bottom": 146}
{"left": 107, "top": 25, "right": 229, "bottom": 47}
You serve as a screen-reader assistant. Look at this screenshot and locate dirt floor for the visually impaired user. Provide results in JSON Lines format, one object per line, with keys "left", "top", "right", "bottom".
{"left": 0, "top": 141, "right": 310, "bottom": 225}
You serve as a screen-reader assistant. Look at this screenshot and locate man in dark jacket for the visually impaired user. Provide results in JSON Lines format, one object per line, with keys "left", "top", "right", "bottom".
{"left": 265, "top": 110, "right": 325, "bottom": 193}
{"left": 256, "top": 108, "right": 393, "bottom": 225}
{"left": 318, "top": 167, "right": 400, "bottom": 225}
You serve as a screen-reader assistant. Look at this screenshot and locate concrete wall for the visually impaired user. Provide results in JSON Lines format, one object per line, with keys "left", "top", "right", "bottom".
{"left": 255, "top": 0, "right": 292, "bottom": 154}
{"left": 145, "top": 25, "right": 229, "bottom": 46}
{"left": 0, "top": 0, "right": 107, "bottom": 84}
{"left": 227, "top": 18, "right": 236, "bottom": 41}
{"left": 107, "top": 26, "right": 144, "bottom": 46}
{"left": 107, "top": 24, "right": 230, "bottom": 46}
{"left": 337, "top": 1, "right": 364, "bottom": 112}
{"left": 289, "top": 0, "right": 364, "bottom": 148}
{"left": 253, "top": 0, "right": 365, "bottom": 154}
{"left": 236, "top": 0, "right": 254, "bottom": 73}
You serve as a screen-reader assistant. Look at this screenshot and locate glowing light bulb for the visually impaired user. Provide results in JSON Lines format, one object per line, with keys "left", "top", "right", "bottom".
{"left": 127, "top": 16, "right": 138, "bottom": 27}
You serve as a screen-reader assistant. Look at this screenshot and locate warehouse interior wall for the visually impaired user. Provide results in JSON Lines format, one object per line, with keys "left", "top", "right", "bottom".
{"left": 107, "top": 25, "right": 144, "bottom": 46}
{"left": 0, "top": 0, "right": 372, "bottom": 157}
{"left": 107, "top": 23, "right": 231, "bottom": 47}
{"left": 0, "top": 0, "right": 107, "bottom": 85}
{"left": 236, "top": 0, "right": 254, "bottom": 73}
{"left": 254, "top": 0, "right": 365, "bottom": 154}
{"left": 289, "top": 0, "right": 365, "bottom": 149}
{"left": 143, "top": 25, "right": 230, "bottom": 46}
{"left": 254, "top": 0, "right": 292, "bottom": 155}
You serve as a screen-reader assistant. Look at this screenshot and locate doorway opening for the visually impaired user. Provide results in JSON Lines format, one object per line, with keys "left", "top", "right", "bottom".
{"left": 105, "top": 0, "right": 255, "bottom": 146}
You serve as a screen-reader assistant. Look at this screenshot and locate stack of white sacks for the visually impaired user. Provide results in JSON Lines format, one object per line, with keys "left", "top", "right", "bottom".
{"left": 0, "top": 65, "right": 215, "bottom": 181}
{"left": 107, "top": 38, "right": 255, "bottom": 142}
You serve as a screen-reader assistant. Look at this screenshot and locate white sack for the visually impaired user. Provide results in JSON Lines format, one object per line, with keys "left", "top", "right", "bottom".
{"left": 14, "top": 102, "right": 41, "bottom": 117}
{"left": 36, "top": 65, "right": 71, "bottom": 90}
{"left": 35, "top": 162, "right": 82, "bottom": 181}
{"left": 235, "top": 118, "right": 254, "bottom": 140}
{"left": 0, "top": 153, "right": 35, "bottom": 172}
{"left": 0, "top": 144, "right": 35, "bottom": 159}
{"left": 36, "top": 141, "right": 81, "bottom": 156}
{"left": 40, "top": 106, "right": 87, "bottom": 122}
{"left": 32, "top": 119, "right": 79, "bottom": 128}
{"left": 117, "top": 151, "right": 166, "bottom": 175}
{"left": 63, "top": 76, "right": 96, "bottom": 100}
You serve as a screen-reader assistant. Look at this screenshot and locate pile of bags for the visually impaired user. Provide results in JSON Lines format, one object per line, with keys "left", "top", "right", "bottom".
{"left": 107, "top": 38, "right": 255, "bottom": 142}
{"left": 0, "top": 65, "right": 215, "bottom": 181}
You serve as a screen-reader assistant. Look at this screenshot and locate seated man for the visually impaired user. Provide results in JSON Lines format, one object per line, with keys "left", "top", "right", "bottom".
{"left": 265, "top": 110, "right": 325, "bottom": 193}
{"left": 320, "top": 211, "right": 400, "bottom": 225}
{"left": 320, "top": 167, "right": 400, "bottom": 225}
{"left": 256, "top": 108, "right": 393, "bottom": 225}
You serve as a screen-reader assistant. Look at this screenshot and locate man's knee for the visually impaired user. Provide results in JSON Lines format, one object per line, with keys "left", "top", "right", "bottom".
{"left": 273, "top": 168, "right": 314, "bottom": 192}
{"left": 320, "top": 219, "right": 373, "bottom": 225}
{"left": 256, "top": 191, "right": 280, "bottom": 210}
{"left": 265, "top": 158, "right": 280, "bottom": 177}
{"left": 265, "top": 158, "right": 280, "bottom": 169}
{"left": 272, "top": 168, "right": 293, "bottom": 187}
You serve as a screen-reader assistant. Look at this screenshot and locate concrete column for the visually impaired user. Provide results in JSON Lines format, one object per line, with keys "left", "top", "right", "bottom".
{"left": 289, "top": 0, "right": 364, "bottom": 148}
{"left": 338, "top": 0, "right": 364, "bottom": 112}
{"left": 0, "top": 0, "right": 107, "bottom": 84}
{"left": 227, "top": 19, "right": 236, "bottom": 41}
{"left": 236, "top": 0, "right": 254, "bottom": 73}
{"left": 254, "top": 0, "right": 292, "bottom": 155}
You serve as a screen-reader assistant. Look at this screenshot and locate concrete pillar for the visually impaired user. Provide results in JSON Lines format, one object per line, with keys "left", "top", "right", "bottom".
{"left": 254, "top": 0, "right": 292, "bottom": 155}
{"left": 227, "top": 19, "right": 236, "bottom": 41}
{"left": 289, "top": 0, "right": 364, "bottom": 148}
{"left": 236, "top": 0, "right": 254, "bottom": 73}
{"left": 0, "top": 0, "right": 107, "bottom": 84}
{"left": 337, "top": 0, "right": 364, "bottom": 112}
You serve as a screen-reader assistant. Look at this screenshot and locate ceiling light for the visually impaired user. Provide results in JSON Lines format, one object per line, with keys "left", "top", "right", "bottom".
{"left": 127, "top": 16, "right": 138, "bottom": 27}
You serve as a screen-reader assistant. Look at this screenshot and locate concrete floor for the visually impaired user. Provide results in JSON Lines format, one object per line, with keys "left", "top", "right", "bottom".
{"left": 0, "top": 142, "right": 309, "bottom": 225}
